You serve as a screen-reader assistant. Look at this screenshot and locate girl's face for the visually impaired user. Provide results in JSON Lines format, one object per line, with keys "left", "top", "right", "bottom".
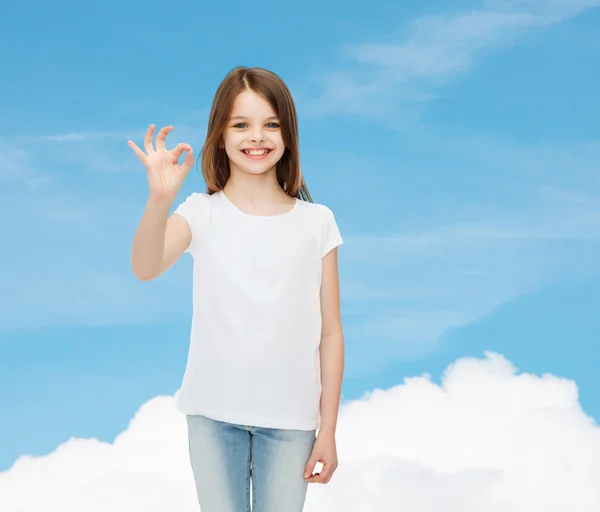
{"left": 222, "top": 89, "right": 286, "bottom": 177}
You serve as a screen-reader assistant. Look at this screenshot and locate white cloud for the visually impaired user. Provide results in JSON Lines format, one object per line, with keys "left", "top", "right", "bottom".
{"left": 324, "top": 130, "right": 600, "bottom": 367}
{"left": 302, "top": 0, "right": 600, "bottom": 119}
{"left": 340, "top": 181, "right": 600, "bottom": 366}
{"left": 2, "top": 352, "right": 600, "bottom": 511}
{"left": 11, "top": 118, "right": 206, "bottom": 175}
{"left": 0, "top": 138, "right": 53, "bottom": 188}
{"left": 2, "top": 130, "right": 599, "bottom": 380}
{"left": 0, "top": 133, "right": 202, "bottom": 330}
{"left": 20, "top": 131, "right": 134, "bottom": 142}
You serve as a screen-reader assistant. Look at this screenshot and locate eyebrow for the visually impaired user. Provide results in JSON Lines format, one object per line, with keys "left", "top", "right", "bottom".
{"left": 229, "top": 115, "right": 279, "bottom": 121}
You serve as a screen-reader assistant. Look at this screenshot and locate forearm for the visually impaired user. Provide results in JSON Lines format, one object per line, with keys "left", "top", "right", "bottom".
{"left": 318, "top": 331, "right": 345, "bottom": 435}
{"left": 131, "top": 195, "right": 173, "bottom": 281}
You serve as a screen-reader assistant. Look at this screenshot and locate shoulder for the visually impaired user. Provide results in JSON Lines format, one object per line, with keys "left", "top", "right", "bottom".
{"left": 183, "top": 191, "right": 212, "bottom": 204}
{"left": 296, "top": 199, "right": 336, "bottom": 220}
{"left": 172, "top": 192, "right": 214, "bottom": 229}
{"left": 175, "top": 191, "right": 212, "bottom": 211}
{"left": 296, "top": 200, "right": 343, "bottom": 256}
{"left": 296, "top": 201, "right": 341, "bottom": 236}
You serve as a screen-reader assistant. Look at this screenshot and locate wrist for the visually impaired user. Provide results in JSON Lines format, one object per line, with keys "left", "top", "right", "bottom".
{"left": 318, "top": 424, "right": 337, "bottom": 437}
{"left": 147, "top": 193, "right": 175, "bottom": 209}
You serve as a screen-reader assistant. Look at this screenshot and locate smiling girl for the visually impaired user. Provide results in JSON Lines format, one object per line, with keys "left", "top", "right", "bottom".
{"left": 128, "top": 66, "right": 344, "bottom": 512}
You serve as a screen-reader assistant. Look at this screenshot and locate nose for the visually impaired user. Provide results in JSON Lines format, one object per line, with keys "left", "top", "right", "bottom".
{"left": 249, "top": 127, "right": 266, "bottom": 144}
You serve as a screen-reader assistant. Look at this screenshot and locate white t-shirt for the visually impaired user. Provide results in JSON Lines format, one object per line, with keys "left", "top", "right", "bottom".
{"left": 172, "top": 190, "right": 343, "bottom": 430}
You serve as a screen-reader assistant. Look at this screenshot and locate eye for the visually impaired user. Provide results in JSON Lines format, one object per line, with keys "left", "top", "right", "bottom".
{"left": 232, "top": 122, "right": 280, "bottom": 129}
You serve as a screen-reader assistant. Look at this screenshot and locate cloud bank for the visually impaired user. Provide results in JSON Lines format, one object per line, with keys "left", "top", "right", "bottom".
{"left": 2, "top": 352, "right": 599, "bottom": 511}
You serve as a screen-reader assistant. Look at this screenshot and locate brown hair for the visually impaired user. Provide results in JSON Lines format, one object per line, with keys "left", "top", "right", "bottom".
{"left": 199, "top": 66, "right": 312, "bottom": 202}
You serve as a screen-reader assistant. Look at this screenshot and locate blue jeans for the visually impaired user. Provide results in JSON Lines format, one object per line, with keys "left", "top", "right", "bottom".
{"left": 186, "top": 414, "right": 317, "bottom": 512}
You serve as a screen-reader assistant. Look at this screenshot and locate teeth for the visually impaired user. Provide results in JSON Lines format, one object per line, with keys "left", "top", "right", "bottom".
{"left": 244, "top": 149, "right": 269, "bottom": 156}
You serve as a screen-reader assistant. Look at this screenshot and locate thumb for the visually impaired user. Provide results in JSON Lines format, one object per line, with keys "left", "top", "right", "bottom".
{"left": 304, "top": 454, "right": 318, "bottom": 478}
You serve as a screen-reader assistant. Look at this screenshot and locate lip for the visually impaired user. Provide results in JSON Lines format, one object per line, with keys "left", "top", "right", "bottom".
{"left": 240, "top": 148, "right": 273, "bottom": 160}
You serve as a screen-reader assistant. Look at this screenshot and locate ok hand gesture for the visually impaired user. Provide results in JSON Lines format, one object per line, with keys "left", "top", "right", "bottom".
{"left": 128, "top": 124, "right": 194, "bottom": 201}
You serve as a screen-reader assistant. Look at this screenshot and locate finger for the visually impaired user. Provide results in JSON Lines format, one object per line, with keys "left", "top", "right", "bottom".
{"left": 179, "top": 147, "right": 195, "bottom": 176}
{"left": 156, "top": 125, "right": 172, "bottom": 150}
{"left": 127, "top": 140, "right": 147, "bottom": 162}
{"left": 306, "top": 471, "right": 323, "bottom": 484}
{"left": 304, "top": 459, "right": 318, "bottom": 480}
{"left": 171, "top": 143, "right": 192, "bottom": 159}
{"left": 309, "top": 470, "right": 331, "bottom": 484}
{"left": 144, "top": 124, "right": 155, "bottom": 153}
{"left": 316, "top": 464, "right": 334, "bottom": 483}
{"left": 304, "top": 460, "right": 315, "bottom": 480}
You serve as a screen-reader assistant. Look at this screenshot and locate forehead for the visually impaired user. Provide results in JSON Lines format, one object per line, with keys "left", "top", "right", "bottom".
{"left": 230, "top": 90, "right": 277, "bottom": 118}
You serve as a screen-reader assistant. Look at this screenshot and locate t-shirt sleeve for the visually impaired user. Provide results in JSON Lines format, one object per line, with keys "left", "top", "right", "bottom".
{"left": 172, "top": 192, "right": 206, "bottom": 256}
{"left": 321, "top": 206, "right": 343, "bottom": 257}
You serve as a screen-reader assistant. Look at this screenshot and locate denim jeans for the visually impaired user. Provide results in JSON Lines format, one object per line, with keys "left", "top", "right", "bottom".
{"left": 186, "top": 414, "right": 317, "bottom": 512}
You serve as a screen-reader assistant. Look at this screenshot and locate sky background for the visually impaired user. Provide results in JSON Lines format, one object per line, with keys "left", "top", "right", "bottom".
{"left": 1, "top": 0, "right": 600, "bottom": 509}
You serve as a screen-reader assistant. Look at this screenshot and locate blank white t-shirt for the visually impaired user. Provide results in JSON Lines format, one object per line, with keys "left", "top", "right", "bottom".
{"left": 172, "top": 190, "right": 343, "bottom": 430}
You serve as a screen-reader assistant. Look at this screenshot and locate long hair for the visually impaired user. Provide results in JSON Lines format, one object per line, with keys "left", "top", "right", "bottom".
{"left": 199, "top": 66, "right": 312, "bottom": 202}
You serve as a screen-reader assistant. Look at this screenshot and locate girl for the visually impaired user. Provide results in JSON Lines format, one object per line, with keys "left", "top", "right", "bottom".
{"left": 128, "top": 66, "right": 344, "bottom": 512}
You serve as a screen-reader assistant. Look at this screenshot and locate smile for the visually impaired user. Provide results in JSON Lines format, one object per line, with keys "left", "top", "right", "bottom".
{"left": 241, "top": 149, "right": 272, "bottom": 159}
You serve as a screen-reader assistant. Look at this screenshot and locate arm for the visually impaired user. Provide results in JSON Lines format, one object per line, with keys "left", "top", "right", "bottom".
{"left": 130, "top": 195, "right": 191, "bottom": 281}
{"left": 127, "top": 124, "right": 195, "bottom": 281}
{"left": 304, "top": 247, "right": 344, "bottom": 484}
{"left": 318, "top": 247, "right": 344, "bottom": 435}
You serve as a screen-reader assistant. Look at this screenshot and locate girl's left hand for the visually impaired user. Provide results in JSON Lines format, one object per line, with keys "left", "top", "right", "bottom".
{"left": 304, "top": 432, "right": 338, "bottom": 484}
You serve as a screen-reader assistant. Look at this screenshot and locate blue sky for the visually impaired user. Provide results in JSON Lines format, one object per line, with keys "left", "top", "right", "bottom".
{"left": 1, "top": 0, "right": 600, "bottom": 479}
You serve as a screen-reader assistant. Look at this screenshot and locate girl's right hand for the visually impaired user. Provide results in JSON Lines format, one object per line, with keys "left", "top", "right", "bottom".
{"left": 127, "top": 124, "right": 194, "bottom": 201}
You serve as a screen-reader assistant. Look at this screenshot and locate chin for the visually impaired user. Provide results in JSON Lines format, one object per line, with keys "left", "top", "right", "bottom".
{"left": 239, "top": 165, "right": 277, "bottom": 176}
